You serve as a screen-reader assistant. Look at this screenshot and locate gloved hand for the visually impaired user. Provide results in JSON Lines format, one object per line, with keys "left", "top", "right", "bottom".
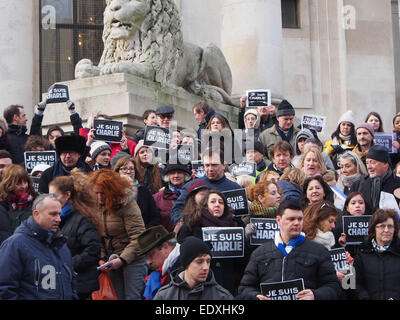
{"left": 66, "top": 100, "right": 76, "bottom": 114}
{"left": 35, "top": 101, "right": 47, "bottom": 116}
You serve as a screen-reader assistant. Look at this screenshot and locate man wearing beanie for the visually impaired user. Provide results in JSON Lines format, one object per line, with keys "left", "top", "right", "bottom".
{"left": 353, "top": 123, "right": 375, "bottom": 165}
{"left": 244, "top": 141, "right": 269, "bottom": 183}
{"left": 350, "top": 145, "right": 400, "bottom": 211}
{"left": 258, "top": 99, "right": 300, "bottom": 160}
{"left": 153, "top": 236, "right": 233, "bottom": 300}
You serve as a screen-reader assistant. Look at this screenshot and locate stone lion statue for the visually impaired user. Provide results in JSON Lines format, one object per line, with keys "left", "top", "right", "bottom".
{"left": 75, "top": 0, "right": 237, "bottom": 105}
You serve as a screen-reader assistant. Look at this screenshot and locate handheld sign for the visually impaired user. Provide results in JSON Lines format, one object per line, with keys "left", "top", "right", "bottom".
{"left": 301, "top": 114, "right": 327, "bottom": 134}
{"left": 24, "top": 151, "right": 56, "bottom": 174}
{"left": 93, "top": 119, "right": 123, "bottom": 142}
{"left": 202, "top": 227, "right": 244, "bottom": 258}
{"left": 260, "top": 279, "right": 305, "bottom": 300}
{"left": 46, "top": 84, "right": 70, "bottom": 104}
{"left": 144, "top": 126, "right": 170, "bottom": 149}
{"left": 250, "top": 218, "right": 278, "bottom": 246}
{"left": 229, "top": 161, "right": 257, "bottom": 177}
{"left": 342, "top": 215, "right": 372, "bottom": 245}
{"left": 191, "top": 160, "right": 205, "bottom": 178}
{"left": 222, "top": 188, "right": 249, "bottom": 216}
{"left": 329, "top": 248, "right": 352, "bottom": 275}
{"left": 32, "top": 177, "right": 40, "bottom": 194}
{"left": 246, "top": 89, "right": 271, "bottom": 107}
{"left": 373, "top": 133, "right": 396, "bottom": 154}
{"left": 169, "top": 144, "right": 195, "bottom": 165}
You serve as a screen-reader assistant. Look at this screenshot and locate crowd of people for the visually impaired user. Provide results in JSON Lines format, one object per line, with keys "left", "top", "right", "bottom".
{"left": 0, "top": 95, "right": 400, "bottom": 301}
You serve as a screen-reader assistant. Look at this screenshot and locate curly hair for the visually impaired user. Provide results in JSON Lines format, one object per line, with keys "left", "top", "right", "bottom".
{"left": 49, "top": 168, "right": 100, "bottom": 230}
{"left": 88, "top": 168, "right": 131, "bottom": 214}
{"left": 279, "top": 167, "right": 307, "bottom": 189}
{"left": 303, "top": 201, "right": 339, "bottom": 240}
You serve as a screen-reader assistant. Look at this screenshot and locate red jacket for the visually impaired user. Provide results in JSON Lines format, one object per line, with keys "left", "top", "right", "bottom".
{"left": 79, "top": 127, "right": 137, "bottom": 159}
{"left": 153, "top": 188, "right": 179, "bottom": 232}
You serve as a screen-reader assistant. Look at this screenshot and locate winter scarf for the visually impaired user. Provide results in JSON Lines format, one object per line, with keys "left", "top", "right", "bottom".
{"left": 201, "top": 209, "right": 234, "bottom": 228}
{"left": 275, "top": 124, "right": 294, "bottom": 143}
{"left": 313, "top": 229, "right": 336, "bottom": 250}
{"left": 274, "top": 231, "right": 306, "bottom": 256}
{"left": 249, "top": 200, "right": 278, "bottom": 218}
{"left": 52, "top": 158, "right": 87, "bottom": 179}
{"left": 168, "top": 183, "right": 182, "bottom": 196}
{"left": 8, "top": 190, "right": 33, "bottom": 211}
{"left": 337, "top": 173, "right": 363, "bottom": 190}
{"left": 372, "top": 238, "right": 391, "bottom": 253}
{"left": 371, "top": 168, "right": 393, "bottom": 210}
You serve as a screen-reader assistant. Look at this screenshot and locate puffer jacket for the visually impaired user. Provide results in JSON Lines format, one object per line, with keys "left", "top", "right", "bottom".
{"left": 100, "top": 188, "right": 146, "bottom": 264}
{"left": 60, "top": 209, "right": 101, "bottom": 297}
{"left": 154, "top": 267, "right": 233, "bottom": 300}
{"left": 0, "top": 217, "right": 78, "bottom": 300}
{"left": 238, "top": 238, "right": 341, "bottom": 300}
{"left": 354, "top": 237, "right": 400, "bottom": 300}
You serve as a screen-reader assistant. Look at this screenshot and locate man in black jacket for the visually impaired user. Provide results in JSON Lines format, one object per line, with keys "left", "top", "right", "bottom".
{"left": 238, "top": 200, "right": 341, "bottom": 300}
{"left": 350, "top": 145, "right": 400, "bottom": 212}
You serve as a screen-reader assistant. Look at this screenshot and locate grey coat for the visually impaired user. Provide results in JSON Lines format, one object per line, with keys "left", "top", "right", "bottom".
{"left": 154, "top": 268, "right": 233, "bottom": 300}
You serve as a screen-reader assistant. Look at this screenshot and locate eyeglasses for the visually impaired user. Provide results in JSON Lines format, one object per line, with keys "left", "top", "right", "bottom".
{"left": 376, "top": 224, "right": 395, "bottom": 231}
{"left": 120, "top": 167, "right": 135, "bottom": 172}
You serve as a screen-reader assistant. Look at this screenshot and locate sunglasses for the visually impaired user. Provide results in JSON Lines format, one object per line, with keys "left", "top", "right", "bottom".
{"left": 159, "top": 114, "right": 173, "bottom": 119}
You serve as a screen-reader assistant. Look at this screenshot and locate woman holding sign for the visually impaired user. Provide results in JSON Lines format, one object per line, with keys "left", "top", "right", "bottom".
{"left": 354, "top": 209, "right": 400, "bottom": 300}
{"left": 0, "top": 164, "right": 36, "bottom": 245}
{"left": 177, "top": 189, "right": 247, "bottom": 296}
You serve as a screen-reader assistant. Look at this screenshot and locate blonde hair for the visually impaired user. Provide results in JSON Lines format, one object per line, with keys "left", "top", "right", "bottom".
{"left": 300, "top": 147, "right": 327, "bottom": 174}
{"left": 258, "top": 170, "right": 280, "bottom": 184}
{"left": 236, "top": 175, "right": 253, "bottom": 188}
{"left": 279, "top": 167, "right": 307, "bottom": 189}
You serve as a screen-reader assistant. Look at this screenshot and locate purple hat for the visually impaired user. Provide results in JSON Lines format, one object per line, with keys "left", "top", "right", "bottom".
{"left": 355, "top": 123, "right": 374, "bottom": 136}
{"left": 187, "top": 179, "right": 209, "bottom": 197}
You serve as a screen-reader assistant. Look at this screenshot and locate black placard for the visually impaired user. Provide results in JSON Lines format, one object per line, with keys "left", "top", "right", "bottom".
{"left": 191, "top": 160, "right": 205, "bottom": 178}
{"left": 373, "top": 133, "right": 397, "bottom": 154}
{"left": 329, "top": 248, "right": 352, "bottom": 275}
{"left": 24, "top": 151, "right": 56, "bottom": 173}
{"left": 32, "top": 177, "right": 40, "bottom": 194}
{"left": 260, "top": 279, "right": 305, "bottom": 300}
{"left": 250, "top": 218, "right": 278, "bottom": 246}
{"left": 222, "top": 188, "right": 249, "bottom": 216}
{"left": 46, "top": 84, "right": 70, "bottom": 104}
{"left": 93, "top": 119, "right": 123, "bottom": 142}
{"left": 342, "top": 215, "right": 372, "bottom": 245}
{"left": 202, "top": 227, "right": 244, "bottom": 258}
{"left": 168, "top": 144, "right": 195, "bottom": 165}
{"left": 230, "top": 161, "right": 257, "bottom": 177}
{"left": 246, "top": 89, "right": 271, "bottom": 107}
{"left": 144, "top": 126, "right": 171, "bottom": 149}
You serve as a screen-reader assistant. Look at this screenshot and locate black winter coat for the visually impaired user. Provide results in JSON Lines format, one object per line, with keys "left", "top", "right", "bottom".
{"left": 0, "top": 201, "right": 32, "bottom": 245}
{"left": 135, "top": 185, "right": 161, "bottom": 229}
{"left": 60, "top": 209, "right": 101, "bottom": 297}
{"left": 354, "top": 237, "right": 400, "bottom": 300}
{"left": 238, "top": 239, "right": 341, "bottom": 300}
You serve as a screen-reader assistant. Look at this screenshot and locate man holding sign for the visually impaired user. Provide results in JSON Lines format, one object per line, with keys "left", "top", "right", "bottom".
{"left": 238, "top": 200, "right": 340, "bottom": 300}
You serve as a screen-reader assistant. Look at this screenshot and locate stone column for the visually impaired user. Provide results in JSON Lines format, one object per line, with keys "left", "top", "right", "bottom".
{"left": 0, "top": 0, "right": 40, "bottom": 124}
{"left": 220, "top": 0, "right": 284, "bottom": 99}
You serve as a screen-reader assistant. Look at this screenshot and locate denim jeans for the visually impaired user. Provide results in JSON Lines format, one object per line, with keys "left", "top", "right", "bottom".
{"left": 109, "top": 258, "right": 148, "bottom": 300}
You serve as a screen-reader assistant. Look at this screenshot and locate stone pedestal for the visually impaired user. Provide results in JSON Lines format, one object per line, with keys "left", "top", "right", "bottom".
{"left": 41, "top": 73, "right": 239, "bottom": 137}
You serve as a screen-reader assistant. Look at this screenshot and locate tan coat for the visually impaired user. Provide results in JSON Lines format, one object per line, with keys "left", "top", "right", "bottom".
{"left": 258, "top": 124, "right": 300, "bottom": 160}
{"left": 100, "top": 188, "right": 145, "bottom": 264}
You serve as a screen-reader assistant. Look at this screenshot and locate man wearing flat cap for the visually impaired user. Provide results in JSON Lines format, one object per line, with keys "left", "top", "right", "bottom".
{"left": 38, "top": 134, "right": 91, "bottom": 193}
{"left": 258, "top": 99, "right": 300, "bottom": 160}
{"left": 138, "top": 225, "right": 181, "bottom": 300}
{"left": 350, "top": 145, "right": 400, "bottom": 211}
{"left": 156, "top": 105, "right": 175, "bottom": 129}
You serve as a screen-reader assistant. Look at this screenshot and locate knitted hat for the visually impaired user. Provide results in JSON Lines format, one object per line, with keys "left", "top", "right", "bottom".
{"left": 110, "top": 151, "right": 131, "bottom": 170}
{"left": 276, "top": 100, "right": 295, "bottom": 117}
{"left": 355, "top": 123, "right": 375, "bottom": 137}
{"left": 244, "top": 109, "right": 260, "bottom": 128}
{"left": 295, "top": 129, "right": 315, "bottom": 155}
{"left": 137, "top": 225, "right": 175, "bottom": 257}
{"left": 245, "top": 141, "right": 265, "bottom": 155}
{"left": 337, "top": 110, "right": 355, "bottom": 126}
{"left": 134, "top": 139, "right": 150, "bottom": 157}
{"left": 90, "top": 141, "right": 112, "bottom": 160}
{"left": 366, "top": 145, "right": 390, "bottom": 163}
{"left": 55, "top": 134, "right": 86, "bottom": 157}
{"left": 31, "top": 163, "right": 51, "bottom": 176}
{"left": 179, "top": 236, "right": 211, "bottom": 269}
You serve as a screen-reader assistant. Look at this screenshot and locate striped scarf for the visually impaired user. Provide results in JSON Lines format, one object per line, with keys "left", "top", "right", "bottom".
{"left": 274, "top": 231, "right": 306, "bottom": 256}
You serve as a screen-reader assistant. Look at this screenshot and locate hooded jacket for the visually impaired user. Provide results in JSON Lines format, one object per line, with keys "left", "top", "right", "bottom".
{"left": 0, "top": 217, "right": 77, "bottom": 300}
{"left": 153, "top": 267, "right": 233, "bottom": 300}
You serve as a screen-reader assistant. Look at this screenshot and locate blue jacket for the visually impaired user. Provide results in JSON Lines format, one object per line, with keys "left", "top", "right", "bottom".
{"left": 277, "top": 180, "right": 302, "bottom": 202}
{"left": 0, "top": 217, "right": 78, "bottom": 300}
{"left": 170, "top": 175, "right": 242, "bottom": 225}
